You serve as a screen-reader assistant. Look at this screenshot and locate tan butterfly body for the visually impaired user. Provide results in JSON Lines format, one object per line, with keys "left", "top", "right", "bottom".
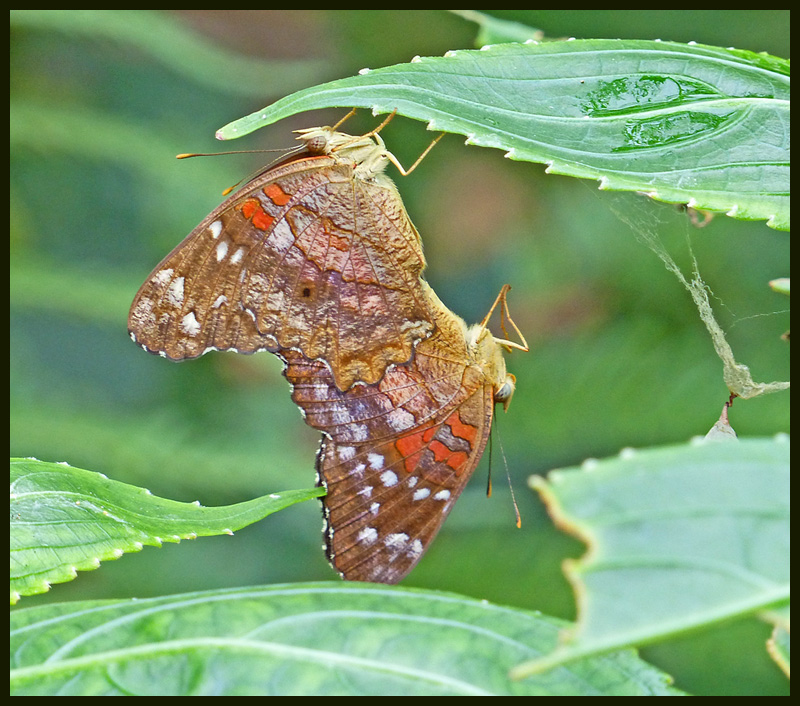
{"left": 129, "top": 120, "right": 527, "bottom": 583}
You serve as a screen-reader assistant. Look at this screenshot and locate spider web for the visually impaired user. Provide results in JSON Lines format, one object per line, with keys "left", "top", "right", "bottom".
{"left": 603, "top": 193, "right": 789, "bottom": 401}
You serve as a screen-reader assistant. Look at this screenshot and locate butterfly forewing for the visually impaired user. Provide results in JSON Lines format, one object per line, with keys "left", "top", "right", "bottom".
{"left": 129, "top": 135, "right": 434, "bottom": 391}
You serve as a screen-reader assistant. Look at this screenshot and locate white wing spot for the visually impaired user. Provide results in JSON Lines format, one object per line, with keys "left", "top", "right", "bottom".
{"left": 409, "top": 539, "right": 423, "bottom": 558}
{"left": 331, "top": 405, "right": 354, "bottom": 426}
{"left": 230, "top": 247, "right": 246, "bottom": 264}
{"left": 153, "top": 268, "right": 173, "bottom": 285}
{"left": 350, "top": 424, "right": 369, "bottom": 442}
{"left": 367, "top": 453, "right": 384, "bottom": 470}
{"left": 357, "top": 527, "right": 378, "bottom": 545}
{"left": 209, "top": 220, "right": 223, "bottom": 239}
{"left": 412, "top": 488, "right": 430, "bottom": 501}
{"left": 338, "top": 446, "right": 356, "bottom": 461}
{"left": 350, "top": 463, "right": 366, "bottom": 477}
{"left": 270, "top": 221, "right": 295, "bottom": 251}
{"left": 131, "top": 297, "right": 154, "bottom": 324}
{"left": 380, "top": 470, "right": 398, "bottom": 487}
{"left": 369, "top": 502, "right": 380, "bottom": 515}
{"left": 385, "top": 532, "right": 409, "bottom": 548}
{"left": 357, "top": 485, "right": 373, "bottom": 498}
{"left": 166, "top": 277, "right": 184, "bottom": 307}
{"left": 216, "top": 239, "right": 229, "bottom": 261}
{"left": 180, "top": 311, "right": 201, "bottom": 336}
{"left": 386, "top": 408, "right": 416, "bottom": 432}
{"left": 212, "top": 295, "right": 228, "bottom": 309}
{"left": 433, "top": 489, "right": 451, "bottom": 501}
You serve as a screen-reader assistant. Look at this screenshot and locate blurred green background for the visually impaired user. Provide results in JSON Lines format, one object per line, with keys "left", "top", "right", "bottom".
{"left": 10, "top": 11, "right": 789, "bottom": 694}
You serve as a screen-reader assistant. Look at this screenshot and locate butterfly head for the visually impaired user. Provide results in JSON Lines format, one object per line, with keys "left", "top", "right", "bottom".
{"left": 465, "top": 322, "right": 514, "bottom": 405}
{"left": 294, "top": 126, "right": 390, "bottom": 177}
{"left": 465, "top": 284, "right": 528, "bottom": 412}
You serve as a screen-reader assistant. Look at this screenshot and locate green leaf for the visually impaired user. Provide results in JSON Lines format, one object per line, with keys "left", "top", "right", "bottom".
{"left": 514, "top": 437, "right": 789, "bottom": 677}
{"left": 217, "top": 39, "right": 789, "bottom": 230}
{"left": 10, "top": 458, "right": 324, "bottom": 603}
{"left": 449, "top": 10, "right": 544, "bottom": 45}
{"left": 767, "top": 622, "right": 790, "bottom": 677}
{"left": 10, "top": 583, "right": 683, "bottom": 696}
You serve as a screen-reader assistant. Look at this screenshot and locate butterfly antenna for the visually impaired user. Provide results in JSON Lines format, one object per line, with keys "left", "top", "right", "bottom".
{"left": 176, "top": 149, "right": 284, "bottom": 159}
{"left": 486, "top": 432, "right": 494, "bottom": 498}
{"left": 495, "top": 417, "right": 522, "bottom": 528}
{"left": 177, "top": 146, "right": 303, "bottom": 197}
{"left": 486, "top": 417, "right": 521, "bottom": 527}
{"left": 508, "top": 464, "right": 522, "bottom": 529}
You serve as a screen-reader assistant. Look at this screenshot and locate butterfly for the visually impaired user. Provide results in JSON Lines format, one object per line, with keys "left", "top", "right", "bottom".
{"left": 283, "top": 283, "right": 527, "bottom": 583}
{"left": 128, "top": 115, "right": 437, "bottom": 391}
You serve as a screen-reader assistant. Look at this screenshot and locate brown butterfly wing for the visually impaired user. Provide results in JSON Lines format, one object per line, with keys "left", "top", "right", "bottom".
{"left": 284, "top": 311, "right": 497, "bottom": 584}
{"left": 129, "top": 149, "right": 433, "bottom": 390}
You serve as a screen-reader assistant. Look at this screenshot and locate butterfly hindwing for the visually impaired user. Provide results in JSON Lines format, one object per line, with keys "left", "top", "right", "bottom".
{"left": 316, "top": 387, "right": 493, "bottom": 584}
{"left": 282, "top": 292, "right": 502, "bottom": 583}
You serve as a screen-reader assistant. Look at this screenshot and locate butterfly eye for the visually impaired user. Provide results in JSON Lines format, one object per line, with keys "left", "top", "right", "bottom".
{"left": 305, "top": 134, "right": 329, "bottom": 154}
{"left": 494, "top": 374, "right": 516, "bottom": 408}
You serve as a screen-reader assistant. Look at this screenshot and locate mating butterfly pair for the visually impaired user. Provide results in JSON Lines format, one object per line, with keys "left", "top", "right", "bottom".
{"left": 128, "top": 114, "right": 527, "bottom": 583}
